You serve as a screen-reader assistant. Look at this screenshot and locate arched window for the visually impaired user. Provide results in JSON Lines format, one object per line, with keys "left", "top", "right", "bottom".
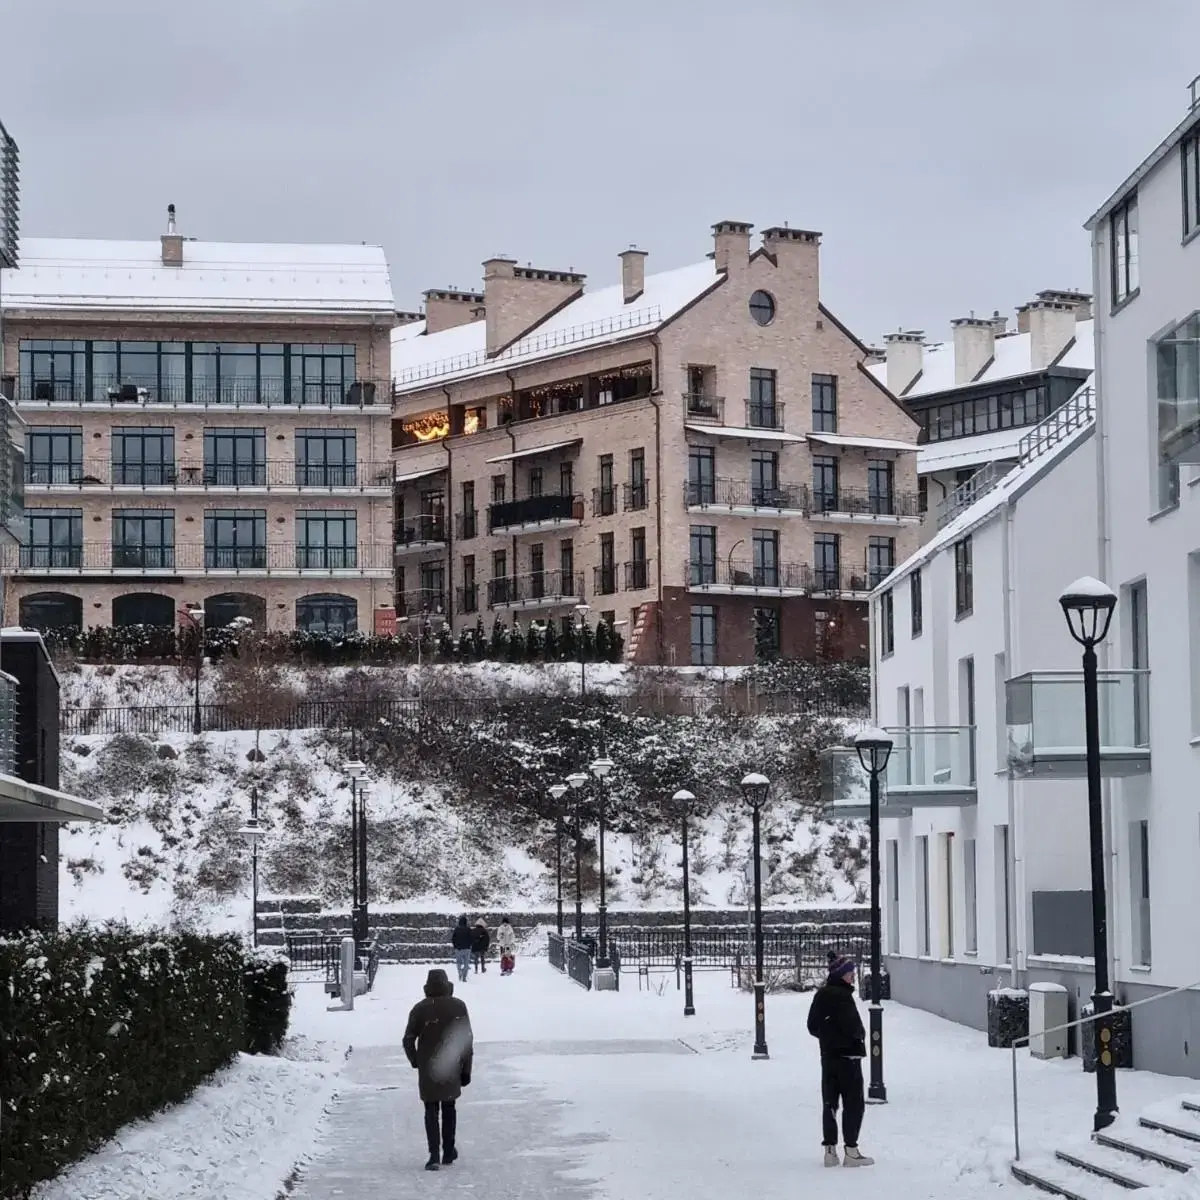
{"left": 204, "top": 593, "right": 267, "bottom": 629}
{"left": 296, "top": 594, "right": 358, "bottom": 635}
{"left": 19, "top": 591, "right": 82, "bottom": 631}
{"left": 113, "top": 593, "right": 175, "bottom": 627}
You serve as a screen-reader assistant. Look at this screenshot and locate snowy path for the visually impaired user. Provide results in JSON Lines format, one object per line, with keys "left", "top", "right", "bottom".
{"left": 288, "top": 959, "right": 1198, "bottom": 1199}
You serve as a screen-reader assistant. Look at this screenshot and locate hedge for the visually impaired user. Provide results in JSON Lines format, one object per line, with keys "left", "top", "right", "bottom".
{"left": 0, "top": 926, "right": 292, "bottom": 1199}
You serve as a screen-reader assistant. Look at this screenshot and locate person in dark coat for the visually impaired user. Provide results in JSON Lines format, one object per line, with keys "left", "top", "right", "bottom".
{"left": 402, "top": 968, "right": 474, "bottom": 1171}
{"left": 470, "top": 919, "right": 490, "bottom": 973}
{"left": 451, "top": 915, "right": 473, "bottom": 982}
{"left": 807, "top": 953, "right": 873, "bottom": 1168}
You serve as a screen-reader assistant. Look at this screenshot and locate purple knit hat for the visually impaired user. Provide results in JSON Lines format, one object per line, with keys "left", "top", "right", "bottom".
{"left": 828, "top": 954, "right": 856, "bottom": 981}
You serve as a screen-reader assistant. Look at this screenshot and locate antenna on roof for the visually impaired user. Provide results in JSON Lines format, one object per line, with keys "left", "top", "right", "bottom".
{"left": 166, "top": 204, "right": 177, "bottom": 235}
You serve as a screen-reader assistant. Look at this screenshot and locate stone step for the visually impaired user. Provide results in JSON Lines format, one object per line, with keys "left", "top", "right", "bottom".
{"left": 1093, "top": 1130, "right": 1195, "bottom": 1173}
{"left": 1056, "top": 1145, "right": 1169, "bottom": 1189}
{"left": 1138, "top": 1115, "right": 1200, "bottom": 1145}
{"left": 1011, "top": 1158, "right": 1124, "bottom": 1200}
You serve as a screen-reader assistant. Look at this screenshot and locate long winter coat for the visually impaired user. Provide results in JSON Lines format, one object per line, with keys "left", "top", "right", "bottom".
{"left": 496, "top": 922, "right": 516, "bottom": 953}
{"left": 806, "top": 977, "right": 867, "bottom": 1060}
{"left": 470, "top": 923, "right": 490, "bottom": 955}
{"left": 402, "top": 969, "right": 474, "bottom": 1103}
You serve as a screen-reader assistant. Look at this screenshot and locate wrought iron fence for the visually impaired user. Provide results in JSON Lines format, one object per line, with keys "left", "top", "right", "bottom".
{"left": 547, "top": 931, "right": 566, "bottom": 971}
{"left": 566, "top": 939, "right": 594, "bottom": 990}
{"left": 610, "top": 926, "right": 869, "bottom": 974}
{"left": 284, "top": 933, "right": 341, "bottom": 977}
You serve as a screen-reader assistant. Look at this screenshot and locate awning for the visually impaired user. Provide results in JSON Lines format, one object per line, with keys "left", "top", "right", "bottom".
{"left": 917, "top": 431, "right": 1022, "bottom": 475}
{"left": 394, "top": 465, "right": 448, "bottom": 485}
{"left": 0, "top": 773, "right": 105, "bottom": 823}
{"left": 808, "top": 433, "right": 918, "bottom": 452}
{"left": 684, "top": 424, "right": 806, "bottom": 444}
{"left": 486, "top": 438, "right": 581, "bottom": 464}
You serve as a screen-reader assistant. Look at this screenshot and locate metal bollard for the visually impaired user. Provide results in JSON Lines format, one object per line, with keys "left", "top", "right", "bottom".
{"left": 340, "top": 936, "right": 356, "bottom": 1011}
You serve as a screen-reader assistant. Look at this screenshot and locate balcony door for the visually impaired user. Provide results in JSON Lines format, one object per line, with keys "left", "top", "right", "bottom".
{"left": 689, "top": 525, "right": 716, "bottom": 585}
{"left": 751, "top": 450, "right": 779, "bottom": 506}
{"left": 113, "top": 508, "right": 175, "bottom": 568}
{"left": 814, "top": 533, "right": 839, "bottom": 591}
{"left": 296, "top": 509, "right": 357, "bottom": 569}
{"left": 205, "top": 508, "right": 267, "bottom": 568}
{"left": 205, "top": 429, "right": 266, "bottom": 487}
{"left": 752, "top": 529, "right": 779, "bottom": 587}
{"left": 813, "top": 455, "right": 838, "bottom": 512}
{"left": 688, "top": 446, "right": 715, "bottom": 505}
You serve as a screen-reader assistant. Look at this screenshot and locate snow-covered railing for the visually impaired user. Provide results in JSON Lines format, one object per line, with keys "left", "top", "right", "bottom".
{"left": 1016, "top": 386, "right": 1095, "bottom": 468}
{"left": 934, "top": 460, "right": 1006, "bottom": 530}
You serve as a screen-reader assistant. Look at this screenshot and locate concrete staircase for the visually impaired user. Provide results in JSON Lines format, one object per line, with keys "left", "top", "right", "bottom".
{"left": 625, "top": 602, "right": 656, "bottom": 664}
{"left": 1012, "top": 1097, "right": 1200, "bottom": 1197}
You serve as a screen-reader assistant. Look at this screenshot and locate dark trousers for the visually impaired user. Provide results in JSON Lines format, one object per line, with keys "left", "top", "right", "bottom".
{"left": 472, "top": 950, "right": 486, "bottom": 972}
{"left": 821, "top": 1057, "right": 865, "bottom": 1147}
{"left": 424, "top": 1100, "right": 457, "bottom": 1157}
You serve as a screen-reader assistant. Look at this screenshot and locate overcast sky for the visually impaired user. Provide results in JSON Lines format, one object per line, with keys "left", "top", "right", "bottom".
{"left": 2, "top": 0, "right": 1198, "bottom": 342}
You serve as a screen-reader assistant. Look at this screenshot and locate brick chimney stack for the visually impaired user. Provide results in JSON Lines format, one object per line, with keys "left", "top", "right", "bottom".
{"left": 161, "top": 203, "right": 183, "bottom": 267}
{"left": 619, "top": 247, "right": 647, "bottom": 303}
{"left": 951, "top": 315, "right": 995, "bottom": 385}
{"left": 883, "top": 330, "right": 924, "bottom": 396}
{"left": 423, "top": 289, "right": 485, "bottom": 334}
{"left": 1021, "top": 296, "right": 1078, "bottom": 370}
{"left": 482, "top": 257, "right": 585, "bottom": 357}
{"left": 712, "top": 220, "right": 752, "bottom": 272}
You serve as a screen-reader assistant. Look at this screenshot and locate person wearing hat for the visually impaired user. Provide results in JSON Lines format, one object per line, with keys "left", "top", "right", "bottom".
{"left": 402, "top": 968, "right": 474, "bottom": 1171}
{"left": 806, "top": 951, "right": 872, "bottom": 1168}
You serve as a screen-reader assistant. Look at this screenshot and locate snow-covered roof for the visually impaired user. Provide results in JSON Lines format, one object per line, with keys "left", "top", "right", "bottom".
{"left": 1, "top": 237, "right": 395, "bottom": 315}
{"left": 392, "top": 260, "right": 720, "bottom": 391}
{"left": 808, "top": 432, "right": 917, "bottom": 453}
{"left": 917, "top": 429, "right": 1023, "bottom": 475}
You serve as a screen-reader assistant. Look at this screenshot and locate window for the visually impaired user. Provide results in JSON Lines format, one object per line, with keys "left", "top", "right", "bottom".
{"left": 751, "top": 528, "right": 778, "bottom": 586}
{"left": 996, "top": 824, "right": 1012, "bottom": 962}
{"left": 559, "top": 539, "right": 575, "bottom": 585}
{"left": 1110, "top": 192, "right": 1139, "bottom": 306}
{"left": 916, "top": 835, "right": 931, "bottom": 957}
{"left": 814, "top": 532, "right": 840, "bottom": 590}
{"left": 27, "top": 426, "right": 82, "bottom": 485}
{"left": 964, "top": 838, "right": 978, "bottom": 953}
{"left": 954, "top": 536, "right": 973, "bottom": 616}
{"left": 748, "top": 290, "right": 775, "bottom": 326}
{"left": 918, "top": 383, "right": 1056, "bottom": 443}
{"left": 296, "top": 509, "right": 356, "bottom": 569}
{"left": 113, "top": 508, "right": 174, "bottom": 568}
{"left": 489, "top": 549, "right": 509, "bottom": 606}
{"left": 942, "top": 832, "right": 955, "bottom": 958}
{"left": 910, "top": 569, "right": 923, "bottom": 637}
{"left": 960, "top": 655, "right": 977, "bottom": 783}
{"left": 886, "top": 840, "right": 900, "bottom": 954}
{"left": 597, "top": 454, "right": 615, "bottom": 515}
{"left": 628, "top": 526, "right": 648, "bottom": 590}
{"left": 628, "top": 449, "right": 647, "bottom": 510}
{"left": 296, "top": 430, "right": 356, "bottom": 487}
{"left": 460, "top": 555, "right": 477, "bottom": 613}
{"left": 418, "top": 561, "right": 445, "bottom": 611}
{"left": 688, "top": 446, "right": 715, "bottom": 505}
{"left": 204, "top": 508, "right": 266, "bottom": 569}
{"left": 812, "top": 373, "right": 838, "bottom": 433}
{"left": 529, "top": 543, "right": 546, "bottom": 598}
{"left": 460, "top": 481, "right": 477, "bottom": 539}
{"left": 748, "top": 368, "right": 778, "bottom": 429}
{"left": 113, "top": 426, "right": 174, "bottom": 486}
{"left": 204, "top": 429, "right": 266, "bottom": 487}
{"left": 296, "top": 594, "right": 357, "bottom": 634}
{"left": 1185, "top": 133, "right": 1200, "bottom": 239}
{"left": 690, "top": 604, "right": 717, "bottom": 666}
{"left": 918, "top": 476, "right": 928, "bottom": 514}
{"left": 490, "top": 474, "right": 506, "bottom": 504}
{"left": 559, "top": 461, "right": 574, "bottom": 497}
{"left": 812, "top": 454, "right": 839, "bottom": 512}
{"left": 753, "top": 606, "right": 781, "bottom": 661}
{"left": 867, "top": 459, "right": 894, "bottom": 515}
{"left": 1129, "top": 579, "right": 1149, "bottom": 743}
{"left": 597, "top": 532, "right": 616, "bottom": 594}
{"left": 867, "top": 536, "right": 895, "bottom": 588}
{"left": 24, "top": 507, "right": 82, "bottom": 567}
{"left": 690, "top": 525, "right": 717, "bottom": 584}
{"left": 880, "top": 588, "right": 894, "bottom": 656}
{"left": 528, "top": 466, "right": 543, "bottom": 498}
{"left": 1130, "top": 820, "right": 1152, "bottom": 966}
{"left": 750, "top": 450, "right": 779, "bottom": 505}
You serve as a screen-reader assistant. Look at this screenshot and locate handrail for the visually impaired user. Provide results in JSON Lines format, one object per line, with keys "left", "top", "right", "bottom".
{"left": 1010, "top": 976, "right": 1200, "bottom": 1161}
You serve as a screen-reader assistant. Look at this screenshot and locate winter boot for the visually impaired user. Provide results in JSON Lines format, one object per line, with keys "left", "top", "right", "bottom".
{"left": 823, "top": 1147, "right": 840, "bottom": 1168}
{"left": 425, "top": 1155, "right": 440, "bottom": 1171}
{"left": 843, "top": 1147, "right": 874, "bottom": 1167}
{"left": 442, "top": 1148, "right": 458, "bottom": 1166}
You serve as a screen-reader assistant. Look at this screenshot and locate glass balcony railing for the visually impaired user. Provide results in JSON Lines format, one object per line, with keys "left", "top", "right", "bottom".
{"left": 1005, "top": 670, "right": 1151, "bottom": 778}
{"left": 818, "top": 746, "right": 912, "bottom": 820}
{"left": 0, "top": 670, "right": 16, "bottom": 776}
{"left": 883, "top": 726, "right": 977, "bottom": 804}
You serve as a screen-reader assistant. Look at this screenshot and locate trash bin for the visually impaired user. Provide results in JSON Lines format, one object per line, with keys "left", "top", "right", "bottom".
{"left": 1028, "top": 983, "right": 1068, "bottom": 1059}
{"left": 579, "top": 936, "right": 598, "bottom": 958}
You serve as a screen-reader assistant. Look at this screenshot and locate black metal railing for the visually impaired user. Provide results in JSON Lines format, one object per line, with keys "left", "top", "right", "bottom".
{"left": 623, "top": 481, "right": 650, "bottom": 511}
{"left": 591, "top": 487, "right": 617, "bottom": 517}
{"left": 285, "top": 933, "right": 341, "bottom": 974}
{"left": 15, "top": 374, "right": 382, "bottom": 409}
{"left": 25, "top": 461, "right": 389, "bottom": 489}
{"left": 593, "top": 565, "right": 618, "bottom": 596}
{"left": 744, "top": 399, "right": 784, "bottom": 431}
{"left": 548, "top": 931, "right": 566, "bottom": 971}
{"left": 395, "top": 515, "right": 447, "bottom": 547}
{"left": 686, "top": 559, "right": 813, "bottom": 591}
{"left": 456, "top": 509, "right": 478, "bottom": 540}
{"left": 684, "top": 478, "right": 809, "bottom": 511}
{"left": 683, "top": 392, "right": 724, "bottom": 422}
{"left": 457, "top": 583, "right": 479, "bottom": 614}
{"left": 488, "top": 492, "right": 579, "bottom": 532}
{"left": 624, "top": 559, "right": 650, "bottom": 591}
{"left": 396, "top": 589, "right": 446, "bottom": 618}
{"left": 566, "top": 939, "right": 594, "bottom": 990}
{"left": 810, "top": 565, "right": 877, "bottom": 595}
{"left": 612, "top": 927, "right": 870, "bottom": 973}
{"left": 811, "top": 487, "right": 920, "bottom": 519}
{"left": 488, "top": 569, "right": 584, "bottom": 608}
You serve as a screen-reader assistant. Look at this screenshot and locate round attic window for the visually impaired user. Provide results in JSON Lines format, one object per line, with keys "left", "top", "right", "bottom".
{"left": 749, "top": 290, "right": 776, "bottom": 326}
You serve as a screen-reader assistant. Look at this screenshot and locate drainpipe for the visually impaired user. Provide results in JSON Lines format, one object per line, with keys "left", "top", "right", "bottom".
{"left": 1001, "top": 498, "right": 1022, "bottom": 988}
{"left": 443, "top": 385, "right": 454, "bottom": 623}
{"left": 649, "top": 335, "right": 666, "bottom": 664}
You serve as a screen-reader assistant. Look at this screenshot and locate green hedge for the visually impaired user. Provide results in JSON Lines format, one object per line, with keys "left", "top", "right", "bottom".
{"left": 0, "top": 926, "right": 291, "bottom": 1200}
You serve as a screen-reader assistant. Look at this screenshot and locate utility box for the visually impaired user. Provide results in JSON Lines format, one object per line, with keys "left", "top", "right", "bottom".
{"left": 594, "top": 967, "right": 618, "bottom": 991}
{"left": 1029, "top": 983, "right": 1069, "bottom": 1059}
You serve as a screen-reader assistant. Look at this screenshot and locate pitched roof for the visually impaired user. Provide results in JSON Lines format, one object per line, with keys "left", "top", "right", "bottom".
{"left": 392, "top": 260, "right": 720, "bottom": 391}
{"left": 0, "top": 237, "right": 395, "bottom": 314}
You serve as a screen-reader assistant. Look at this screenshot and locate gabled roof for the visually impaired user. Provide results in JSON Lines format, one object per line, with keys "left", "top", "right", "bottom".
{"left": 1, "top": 237, "right": 395, "bottom": 315}
{"left": 392, "top": 260, "right": 720, "bottom": 391}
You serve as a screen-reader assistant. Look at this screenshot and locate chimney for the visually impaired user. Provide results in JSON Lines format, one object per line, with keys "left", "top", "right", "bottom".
{"left": 883, "top": 330, "right": 924, "bottom": 396}
{"left": 712, "top": 220, "right": 753, "bottom": 272}
{"left": 761, "top": 226, "right": 821, "bottom": 271}
{"left": 863, "top": 345, "right": 886, "bottom": 366}
{"left": 619, "top": 246, "right": 647, "bottom": 303}
{"left": 1035, "top": 288, "right": 1093, "bottom": 323}
{"left": 394, "top": 310, "right": 424, "bottom": 327}
{"left": 1023, "top": 297, "right": 1078, "bottom": 370}
{"left": 989, "top": 309, "right": 1008, "bottom": 338}
{"left": 482, "top": 257, "right": 585, "bottom": 357}
{"left": 951, "top": 314, "right": 995, "bottom": 385}
{"left": 423, "top": 288, "right": 485, "bottom": 334}
{"left": 161, "top": 203, "right": 183, "bottom": 267}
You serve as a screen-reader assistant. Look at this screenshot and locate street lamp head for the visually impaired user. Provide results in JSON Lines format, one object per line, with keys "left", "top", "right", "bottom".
{"left": 187, "top": 605, "right": 204, "bottom": 624}
{"left": 590, "top": 756, "right": 614, "bottom": 779}
{"left": 740, "top": 772, "right": 770, "bottom": 808}
{"left": 1059, "top": 576, "right": 1118, "bottom": 648}
{"left": 673, "top": 788, "right": 696, "bottom": 805}
{"left": 574, "top": 603, "right": 590, "bottom": 618}
{"left": 549, "top": 782, "right": 568, "bottom": 801}
{"left": 565, "top": 771, "right": 588, "bottom": 790}
{"left": 343, "top": 759, "right": 367, "bottom": 783}
{"left": 358, "top": 781, "right": 374, "bottom": 801}
{"left": 854, "top": 726, "right": 894, "bottom": 777}
{"left": 237, "top": 821, "right": 265, "bottom": 850}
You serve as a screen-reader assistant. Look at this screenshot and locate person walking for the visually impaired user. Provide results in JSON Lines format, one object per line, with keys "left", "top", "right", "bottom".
{"left": 496, "top": 917, "right": 517, "bottom": 975}
{"left": 470, "top": 918, "right": 490, "bottom": 973}
{"left": 807, "top": 953, "right": 873, "bottom": 1168}
{"left": 451, "top": 915, "right": 473, "bottom": 982}
{"left": 402, "top": 968, "right": 474, "bottom": 1172}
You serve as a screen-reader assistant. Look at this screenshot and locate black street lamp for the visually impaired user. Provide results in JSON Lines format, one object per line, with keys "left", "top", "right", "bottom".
{"left": 344, "top": 755, "right": 371, "bottom": 944}
{"left": 237, "top": 785, "right": 264, "bottom": 947}
{"left": 1060, "top": 575, "right": 1119, "bottom": 1133}
{"left": 855, "top": 726, "right": 894, "bottom": 1104}
{"left": 566, "top": 770, "right": 588, "bottom": 941}
{"left": 740, "top": 771, "right": 770, "bottom": 1060}
{"left": 185, "top": 605, "right": 205, "bottom": 735}
{"left": 550, "top": 781, "right": 569, "bottom": 936}
{"left": 591, "top": 755, "right": 615, "bottom": 967}
{"left": 673, "top": 788, "right": 696, "bottom": 1017}
{"left": 575, "top": 603, "right": 590, "bottom": 698}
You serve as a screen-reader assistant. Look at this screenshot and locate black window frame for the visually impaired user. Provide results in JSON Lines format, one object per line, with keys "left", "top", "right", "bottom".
{"left": 27, "top": 426, "right": 83, "bottom": 485}
{"left": 867, "top": 459, "right": 895, "bottom": 515}
{"left": 296, "top": 593, "right": 358, "bottom": 634}
{"left": 880, "top": 588, "right": 895, "bottom": 657}
{"left": 748, "top": 290, "right": 776, "bottom": 326}
{"left": 204, "top": 428, "right": 266, "bottom": 487}
{"left": 24, "top": 506, "right": 83, "bottom": 568}
{"left": 750, "top": 449, "right": 779, "bottom": 505}
{"left": 1110, "top": 192, "right": 1139, "bottom": 307}
{"left": 1185, "top": 133, "right": 1200, "bottom": 240}
{"left": 812, "top": 454, "right": 839, "bottom": 512}
{"left": 628, "top": 448, "right": 647, "bottom": 510}
{"left": 112, "top": 426, "right": 175, "bottom": 486}
{"left": 112, "top": 507, "right": 175, "bottom": 568}
{"left": 748, "top": 368, "right": 778, "bottom": 428}
{"left": 814, "top": 531, "right": 839, "bottom": 590}
{"left": 954, "top": 536, "right": 974, "bottom": 617}
{"left": 688, "top": 445, "right": 716, "bottom": 505}
{"left": 867, "top": 536, "right": 895, "bottom": 589}
{"left": 910, "top": 568, "right": 923, "bottom": 637}
{"left": 689, "top": 525, "right": 717, "bottom": 585}
{"left": 296, "top": 508, "right": 358, "bottom": 570}
{"left": 204, "top": 507, "right": 267, "bottom": 569}
{"left": 690, "top": 604, "right": 717, "bottom": 666}
{"left": 751, "top": 527, "right": 779, "bottom": 587}
{"left": 296, "top": 429, "right": 357, "bottom": 487}
{"left": 812, "top": 373, "right": 838, "bottom": 433}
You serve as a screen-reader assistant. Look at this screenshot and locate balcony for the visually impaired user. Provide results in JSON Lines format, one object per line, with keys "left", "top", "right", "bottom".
{"left": 487, "top": 569, "right": 585, "bottom": 610}
{"left": 809, "top": 565, "right": 878, "bottom": 599}
{"left": 819, "top": 746, "right": 912, "bottom": 820}
{"left": 882, "top": 726, "right": 977, "bottom": 806}
{"left": 456, "top": 583, "right": 480, "bottom": 615}
{"left": 593, "top": 564, "right": 619, "bottom": 596}
{"left": 683, "top": 393, "right": 725, "bottom": 423}
{"left": 684, "top": 478, "right": 809, "bottom": 515}
{"left": 394, "top": 515, "right": 447, "bottom": 557}
{"left": 624, "top": 558, "right": 651, "bottom": 591}
{"left": 396, "top": 588, "right": 447, "bottom": 618}
{"left": 487, "top": 492, "right": 583, "bottom": 534}
{"left": 25, "top": 460, "right": 394, "bottom": 492}
{"left": 592, "top": 487, "right": 618, "bottom": 517}
{"left": 1005, "top": 670, "right": 1151, "bottom": 779}
{"left": 456, "top": 509, "right": 478, "bottom": 540}
{"left": 7, "top": 374, "right": 384, "bottom": 410}
{"left": 811, "top": 487, "right": 921, "bottom": 524}
{"left": 623, "top": 481, "right": 650, "bottom": 512}
{"left": 12, "top": 542, "right": 394, "bottom": 576}
{"left": 685, "top": 558, "right": 812, "bottom": 596}
{"left": 744, "top": 400, "right": 785, "bottom": 431}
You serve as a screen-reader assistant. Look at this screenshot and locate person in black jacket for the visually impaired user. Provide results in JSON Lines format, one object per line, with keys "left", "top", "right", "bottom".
{"left": 451, "top": 915, "right": 473, "bottom": 982}
{"left": 470, "top": 919, "right": 490, "bottom": 973}
{"left": 807, "top": 953, "right": 873, "bottom": 1168}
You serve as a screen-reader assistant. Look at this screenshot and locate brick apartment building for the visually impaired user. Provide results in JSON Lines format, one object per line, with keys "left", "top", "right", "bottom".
{"left": 0, "top": 210, "right": 396, "bottom": 634}
{"left": 391, "top": 221, "right": 921, "bottom": 666}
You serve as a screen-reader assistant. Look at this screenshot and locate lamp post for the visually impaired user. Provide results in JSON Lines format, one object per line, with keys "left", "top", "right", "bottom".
{"left": 855, "top": 726, "right": 894, "bottom": 1104}
{"left": 1060, "top": 575, "right": 1120, "bottom": 1133}
{"left": 590, "top": 755, "right": 614, "bottom": 967}
{"left": 236, "top": 785, "right": 264, "bottom": 947}
{"left": 185, "top": 605, "right": 205, "bottom": 735}
{"left": 673, "top": 788, "right": 696, "bottom": 1017}
{"left": 740, "top": 772, "right": 770, "bottom": 1060}
{"left": 550, "top": 781, "right": 569, "bottom": 935}
{"left": 344, "top": 753, "right": 370, "bottom": 944}
{"left": 566, "top": 770, "right": 588, "bottom": 941}
{"left": 574, "top": 603, "right": 590, "bottom": 698}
